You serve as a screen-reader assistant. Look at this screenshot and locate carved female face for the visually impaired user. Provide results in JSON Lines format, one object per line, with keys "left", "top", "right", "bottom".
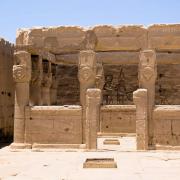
{"left": 79, "top": 67, "right": 93, "bottom": 82}
{"left": 142, "top": 67, "right": 153, "bottom": 81}
{"left": 13, "top": 65, "right": 25, "bottom": 81}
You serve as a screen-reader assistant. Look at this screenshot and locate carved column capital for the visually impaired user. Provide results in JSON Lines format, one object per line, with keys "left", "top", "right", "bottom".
{"left": 13, "top": 65, "right": 31, "bottom": 83}
{"left": 139, "top": 49, "right": 157, "bottom": 86}
{"left": 78, "top": 50, "right": 96, "bottom": 83}
{"left": 13, "top": 51, "right": 31, "bottom": 83}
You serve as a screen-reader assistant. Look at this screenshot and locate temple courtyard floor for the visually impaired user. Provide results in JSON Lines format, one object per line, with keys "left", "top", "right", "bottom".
{"left": 0, "top": 137, "right": 180, "bottom": 180}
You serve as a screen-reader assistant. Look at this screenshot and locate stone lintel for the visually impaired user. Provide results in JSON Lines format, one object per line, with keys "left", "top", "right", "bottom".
{"left": 15, "top": 45, "right": 56, "bottom": 63}
{"left": 56, "top": 51, "right": 180, "bottom": 65}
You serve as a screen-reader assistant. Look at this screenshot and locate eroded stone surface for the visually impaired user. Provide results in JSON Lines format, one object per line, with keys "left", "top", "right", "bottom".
{"left": 0, "top": 38, "right": 14, "bottom": 142}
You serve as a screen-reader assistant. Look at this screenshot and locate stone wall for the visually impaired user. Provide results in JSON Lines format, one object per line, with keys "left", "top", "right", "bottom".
{"left": 100, "top": 105, "right": 136, "bottom": 134}
{"left": 0, "top": 38, "right": 14, "bottom": 142}
{"left": 16, "top": 24, "right": 180, "bottom": 54}
{"left": 155, "top": 64, "right": 180, "bottom": 105}
{"left": 25, "top": 106, "right": 82, "bottom": 145}
{"left": 56, "top": 65, "right": 80, "bottom": 105}
{"left": 153, "top": 106, "right": 180, "bottom": 147}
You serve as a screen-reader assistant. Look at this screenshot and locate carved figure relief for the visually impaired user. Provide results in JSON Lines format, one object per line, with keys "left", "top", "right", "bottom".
{"left": 115, "top": 68, "right": 130, "bottom": 104}
{"left": 103, "top": 75, "right": 114, "bottom": 105}
{"left": 103, "top": 65, "right": 138, "bottom": 105}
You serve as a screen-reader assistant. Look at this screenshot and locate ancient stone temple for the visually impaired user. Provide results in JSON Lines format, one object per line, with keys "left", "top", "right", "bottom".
{"left": 0, "top": 38, "right": 14, "bottom": 143}
{"left": 10, "top": 24, "right": 180, "bottom": 150}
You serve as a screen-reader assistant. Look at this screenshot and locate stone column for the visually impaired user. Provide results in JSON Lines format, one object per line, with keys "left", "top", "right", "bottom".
{"left": 50, "top": 64, "right": 58, "bottom": 105}
{"left": 78, "top": 50, "right": 97, "bottom": 143}
{"left": 133, "top": 89, "right": 148, "bottom": 150}
{"left": 30, "top": 55, "right": 43, "bottom": 106}
{"left": 11, "top": 51, "right": 31, "bottom": 148}
{"left": 42, "top": 60, "right": 52, "bottom": 105}
{"left": 139, "top": 50, "right": 157, "bottom": 146}
{"left": 86, "top": 88, "right": 101, "bottom": 150}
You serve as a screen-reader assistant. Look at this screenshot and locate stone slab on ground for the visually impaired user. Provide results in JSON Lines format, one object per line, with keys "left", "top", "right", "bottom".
{"left": 83, "top": 158, "right": 117, "bottom": 168}
{"left": 103, "top": 139, "right": 120, "bottom": 145}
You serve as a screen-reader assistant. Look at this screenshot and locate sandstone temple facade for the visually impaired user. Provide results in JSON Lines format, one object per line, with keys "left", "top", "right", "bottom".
{"left": 1, "top": 24, "right": 180, "bottom": 150}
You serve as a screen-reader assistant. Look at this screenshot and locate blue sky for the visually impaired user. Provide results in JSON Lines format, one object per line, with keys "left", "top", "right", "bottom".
{"left": 0, "top": 0, "right": 180, "bottom": 43}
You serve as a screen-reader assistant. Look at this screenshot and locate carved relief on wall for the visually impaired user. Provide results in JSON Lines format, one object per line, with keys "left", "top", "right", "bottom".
{"left": 155, "top": 64, "right": 180, "bottom": 105}
{"left": 103, "top": 65, "right": 138, "bottom": 105}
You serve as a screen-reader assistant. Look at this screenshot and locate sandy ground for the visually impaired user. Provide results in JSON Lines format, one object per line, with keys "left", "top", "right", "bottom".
{"left": 0, "top": 137, "right": 180, "bottom": 180}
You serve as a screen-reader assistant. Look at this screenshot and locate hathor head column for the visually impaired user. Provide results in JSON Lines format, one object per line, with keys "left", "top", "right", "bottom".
{"left": 78, "top": 30, "right": 104, "bottom": 144}
{"left": 78, "top": 50, "right": 97, "bottom": 144}
{"left": 11, "top": 51, "right": 31, "bottom": 148}
{"left": 139, "top": 50, "right": 157, "bottom": 146}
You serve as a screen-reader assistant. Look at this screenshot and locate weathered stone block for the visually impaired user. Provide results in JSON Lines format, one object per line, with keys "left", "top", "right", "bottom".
{"left": 25, "top": 106, "right": 82, "bottom": 144}
{"left": 100, "top": 105, "right": 136, "bottom": 133}
{"left": 83, "top": 158, "right": 117, "bottom": 168}
{"left": 148, "top": 24, "right": 180, "bottom": 50}
{"left": 133, "top": 89, "right": 148, "bottom": 150}
{"left": 93, "top": 25, "right": 147, "bottom": 51}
